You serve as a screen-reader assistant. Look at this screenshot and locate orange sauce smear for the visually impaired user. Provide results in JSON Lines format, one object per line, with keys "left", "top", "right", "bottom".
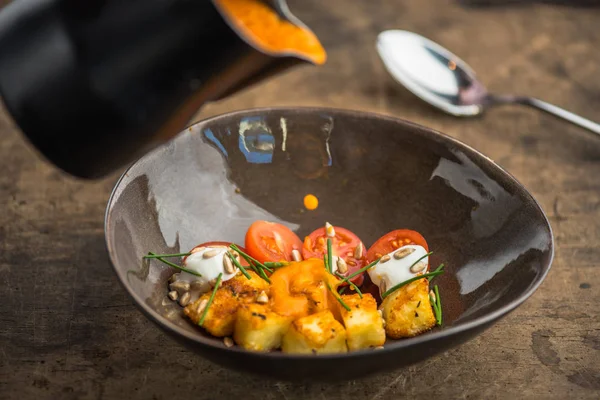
{"left": 215, "top": 0, "right": 327, "bottom": 65}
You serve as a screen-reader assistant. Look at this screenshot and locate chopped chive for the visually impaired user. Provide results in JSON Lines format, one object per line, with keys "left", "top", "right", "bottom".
{"left": 198, "top": 273, "right": 222, "bottom": 326}
{"left": 348, "top": 280, "right": 363, "bottom": 298}
{"left": 261, "top": 264, "right": 274, "bottom": 273}
{"left": 255, "top": 264, "right": 272, "bottom": 283}
{"left": 335, "top": 272, "right": 363, "bottom": 299}
{"left": 326, "top": 282, "right": 350, "bottom": 311}
{"left": 230, "top": 244, "right": 269, "bottom": 270}
{"left": 147, "top": 252, "right": 202, "bottom": 277}
{"left": 428, "top": 263, "right": 445, "bottom": 281}
{"left": 264, "top": 261, "right": 289, "bottom": 268}
{"left": 410, "top": 251, "right": 433, "bottom": 271}
{"left": 434, "top": 284, "right": 442, "bottom": 326}
{"left": 339, "top": 286, "right": 347, "bottom": 295}
{"left": 324, "top": 253, "right": 330, "bottom": 273}
{"left": 226, "top": 251, "right": 251, "bottom": 280}
{"left": 143, "top": 252, "right": 191, "bottom": 259}
{"left": 327, "top": 238, "right": 333, "bottom": 274}
{"left": 381, "top": 270, "right": 445, "bottom": 299}
{"left": 338, "top": 258, "right": 380, "bottom": 285}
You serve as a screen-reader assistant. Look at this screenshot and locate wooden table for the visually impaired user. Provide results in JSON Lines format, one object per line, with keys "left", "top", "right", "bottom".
{"left": 1, "top": 1, "right": 599, "bottom": 398}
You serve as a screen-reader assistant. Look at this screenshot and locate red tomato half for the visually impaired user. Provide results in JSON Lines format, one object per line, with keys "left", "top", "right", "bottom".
{"left": 183, "top": 241, "right": 250, "bottom": 266}
{"left": 366, "top": 229, "right": 429, "bottom": 264}
{"left": 245, "top": 221, "right": 303, "bottom": 263}
{"left": 302, "top": 226, "right": 367, "bottom": 286}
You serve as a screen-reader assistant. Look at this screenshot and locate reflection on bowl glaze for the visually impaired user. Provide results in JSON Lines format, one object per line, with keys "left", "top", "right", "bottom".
{"left": 105, "top": 108, "right": 553, "bottom": 381}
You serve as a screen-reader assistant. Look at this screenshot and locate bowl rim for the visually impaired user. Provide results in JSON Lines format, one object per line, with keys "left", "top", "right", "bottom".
{"left": 104, "top": 106, "right": 554, "bottom": 360}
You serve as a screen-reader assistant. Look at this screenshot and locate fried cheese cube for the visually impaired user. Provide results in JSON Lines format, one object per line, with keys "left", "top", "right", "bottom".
{"left": 222, "top": 270, "right": 270, "bottom": 303}
{"left": 233, "top": 303, "right": 291, "bottom": 351}
{"left": 281, "top": 310, "right": 348, "bottom": 354}
{"left": 184, "top": 288, "right": 239, "bottom": 337}
{"left": 339, "top": 293, "right": 386, "bottom": 350}
{"left": 381, "top": 278, "right": 436, "bottom": 339}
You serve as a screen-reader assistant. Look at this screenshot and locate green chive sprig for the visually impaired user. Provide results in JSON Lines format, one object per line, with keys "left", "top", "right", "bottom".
{"left": 198, "top": 273, "right": 223, "bottom": 326}
{"left": 338, "top": 258, "right": 380, "bottom": 285}
{"left": 226, "top": 251, "right": 251, "bottom": 280}
{"left": 428, "top": 263, "right": 445, "bottom": 280}
{"left": 230, "top": 244, "right": 272, "bottom": 283}
{"left": 264, "top": 261, "right": 289, "bottom": 268}
{"left": 381, "top": 270, "right": 444, "bottom": 299}
{"left": 326, "top": 282, "right": 351, "bottom": 311}
{"left": 143, "top": 252, "right": 191, "bottom": 259}
{"left": 327, "top": 238, "right": 333, "bottom": 274}
{"left": 430, "top": 285, "right": 442, "bottom": 326}
{"left": 336, "top": 272, "right": 363, "bottom": 298}
{"left": 146, "top": 252, "right": 202, "bottom": 277}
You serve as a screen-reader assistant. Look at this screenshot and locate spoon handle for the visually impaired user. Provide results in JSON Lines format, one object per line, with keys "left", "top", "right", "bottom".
{"left": 507, "top": 96, "right": 600, "bottom": 136}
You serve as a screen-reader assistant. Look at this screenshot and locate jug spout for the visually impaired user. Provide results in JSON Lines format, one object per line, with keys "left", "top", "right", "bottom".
{"left": 206, "top": 0, "right": 327, "bottom": 100}
{"left": 0, "top": 0, "right": 326, "bottom": 179}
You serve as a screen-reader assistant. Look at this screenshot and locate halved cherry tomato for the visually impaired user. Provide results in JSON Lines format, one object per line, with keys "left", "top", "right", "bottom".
{"left": 245, "top": 221, "right": 303, "bottom": 263}
{"left": 366, "top": 229, "right": 429, "bottom": 264}
{"left": 183, "top": 241, "right": 250, "bottom": 266}
{"left": 302, "top": 226, "right": 367, "bottom": 286}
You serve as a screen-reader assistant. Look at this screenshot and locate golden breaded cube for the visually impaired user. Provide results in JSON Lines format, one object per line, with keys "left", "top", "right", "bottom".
{"left": 381, "top": 278, "right": 436, "bottom": 339}
{"left": 233, "top": 303, "right": 291, "bottom": 352}
{"left": 339, "top": 293, "right": 386, "bottom": 350}
{"left": 281, "top": 310, "right": 348, "bottom": 354}
{"left": 222, "top": 270, "right": 269, "bottom": 303}
{"left": 184, "top": 289, "right": 238, "bottom": 337}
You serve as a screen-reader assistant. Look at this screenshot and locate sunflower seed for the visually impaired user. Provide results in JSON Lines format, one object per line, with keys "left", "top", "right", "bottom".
{"left": 169, "top": 281, "right": 190, "bottom": 294}
{"left": 190, "top": 280, "right": 204, "bottom": 291}
{"left": 224, "top": 337, "right": 234, "bottom": 347}
{"left": 336, "top": 258, "right": 348, "bottom": 273}
{"left": 291, "top": 249, "right": 303, "bottom": 262}
{"left": 325, "top": 222, "right": 335, "bottom": 238}
{"left": 374, "top": 346, "right": 384, "bottom": 350}
{"left": 196, "top": 299, "right": 208, "bottom": 314}
{"left": 168, "top": 273, "right": 181, "bottom": 283}
{"left": 168, "top": 291, "right": 179, "bottom": 301}
{"left": 347, "top": 260, "right": 357, "bottom": 266}
{"left": 380, "top": 254, "right": 391, "bottom": 264}
{"left": 377, "top": 309, "right": 383, "bottom": 318}
{"left": 429, "top": 290, "right": 436, "bottom": 304}
{"left": 394, "top": 247, "right": 415, "bottom": 260}
{"left": 410, "top": 261, "right": 427, "bottom": 274}
{"left": 208, "top": 278, "right": 221, "bottom": 288}
{"left": 223, "top": 254, "right": 235, "bottom": 274}
{"left": 353, "top": 243, "right": 363, "bottom": 259}
{"left": 203, "top": 248, "right": 219, "bottom": 259}
{"left": 179, "top": 292, "right": 191, "bottom": 307}
{"left": 256, "top": 291, "right": 269, "bottom": 304}
{"left": 380, "top": 280, "right": 387, "bottom": 294}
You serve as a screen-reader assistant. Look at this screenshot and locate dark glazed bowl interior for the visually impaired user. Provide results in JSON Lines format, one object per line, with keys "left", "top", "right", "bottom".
{"left": 105, "top": 107, "right": 553, "bottom": 381}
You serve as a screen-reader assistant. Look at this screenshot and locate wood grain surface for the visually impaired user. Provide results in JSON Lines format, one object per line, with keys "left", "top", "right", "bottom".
{"left": 1, "top": 0, "right": 600, "bottom": 398}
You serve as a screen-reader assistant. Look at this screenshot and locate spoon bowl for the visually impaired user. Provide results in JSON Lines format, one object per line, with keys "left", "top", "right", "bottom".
{"left": 377, "top": 30, "right": 600, "bottom": 135}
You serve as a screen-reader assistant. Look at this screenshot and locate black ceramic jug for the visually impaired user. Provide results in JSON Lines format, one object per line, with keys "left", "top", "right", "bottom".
{"left": 0, "top": 0, "right": 323, "bottom": 178}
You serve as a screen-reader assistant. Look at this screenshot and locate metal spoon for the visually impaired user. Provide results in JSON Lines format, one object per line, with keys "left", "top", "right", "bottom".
{"left": 376, "top": 30, "right": 600, "bottom": 135}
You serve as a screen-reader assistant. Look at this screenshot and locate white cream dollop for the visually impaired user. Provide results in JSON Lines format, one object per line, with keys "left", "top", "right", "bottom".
{"left": 368, "top": 245, "right": 429, "bottom": 295}
{"left": 179, "top": 246, "right": 238, "bottom": 294}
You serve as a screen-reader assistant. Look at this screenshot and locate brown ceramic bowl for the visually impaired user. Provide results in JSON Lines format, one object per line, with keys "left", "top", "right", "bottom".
{"left": 104, "top": 107, "right": 553, "bottom": 381}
